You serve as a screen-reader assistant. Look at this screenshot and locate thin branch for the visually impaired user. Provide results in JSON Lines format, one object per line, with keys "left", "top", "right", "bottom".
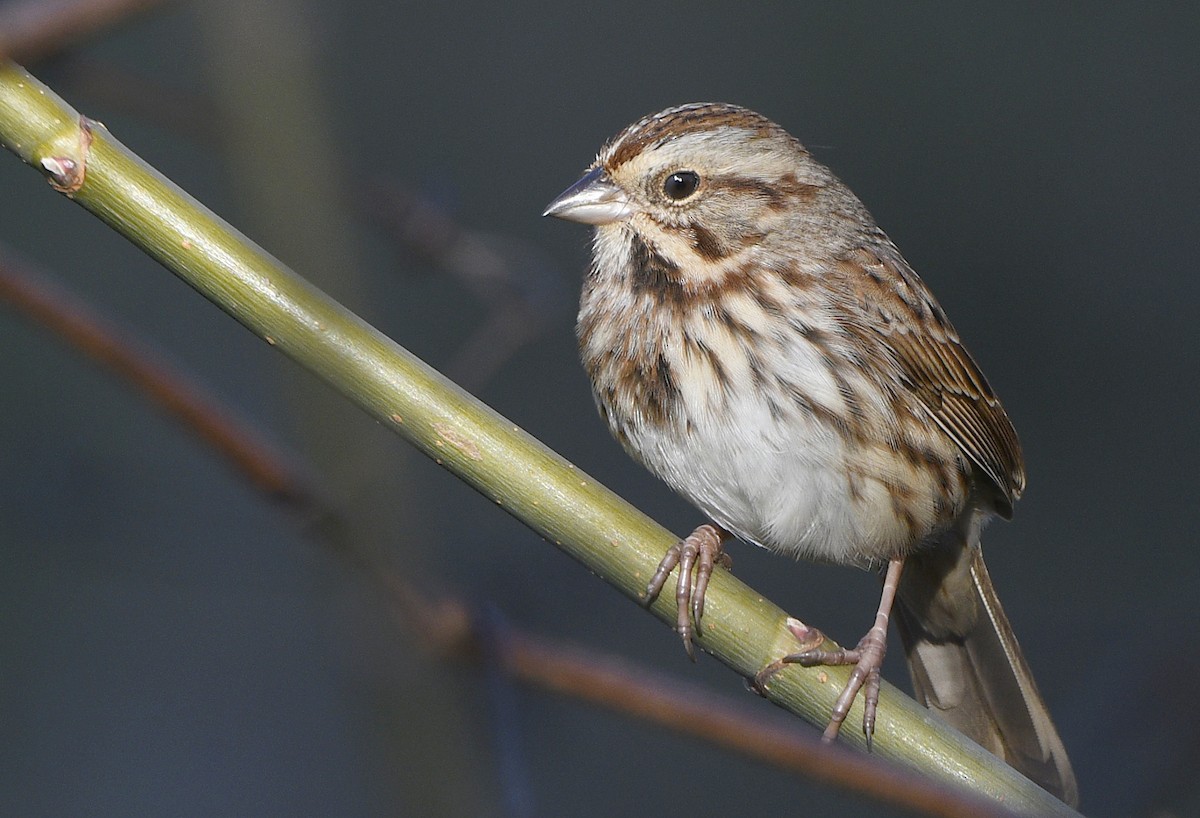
{"left": 362, "top": 181, "right": 570, "bottom": 391}
{"left": 52, "top": 56, "right": 222, "bottom": 144}
{"left": 0, "top": 0, "right": 167, "bottom": 64}
{"left": 497, "top": 629, "right": 1026, "bottom": 818}
{"left": 0, "top": 60, "right": 1083, "bottom": 817}
{"left": 0, "top": 245, "right": 318, "bottom": 508}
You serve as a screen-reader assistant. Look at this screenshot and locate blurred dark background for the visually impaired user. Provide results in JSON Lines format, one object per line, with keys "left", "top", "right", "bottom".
{"left": 2, "top": 3, "right": 1197, "bottom": 816}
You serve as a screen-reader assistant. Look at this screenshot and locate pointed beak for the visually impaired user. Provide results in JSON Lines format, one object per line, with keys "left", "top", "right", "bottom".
{"left": 543, "top": 166, "right": 632, "bottom": 225}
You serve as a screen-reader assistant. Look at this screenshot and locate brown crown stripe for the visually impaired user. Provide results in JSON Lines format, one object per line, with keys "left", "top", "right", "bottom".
{"left": 605, "top": 103, "right": 785, "bottom": 169}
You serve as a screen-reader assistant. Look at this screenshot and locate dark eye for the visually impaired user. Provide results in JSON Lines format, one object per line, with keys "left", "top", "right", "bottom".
{"left": 663, "top": 171, "right": 700, "bottom": 201}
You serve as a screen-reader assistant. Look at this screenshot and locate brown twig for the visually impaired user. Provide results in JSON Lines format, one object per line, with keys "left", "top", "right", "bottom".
{"left": 0, "top": 245, "right": 318, "bottom": 509}
{"left": 55, "top": 56, "right": 222, "bottom": 144}
{"left": 378, "top": 582, "right": 1025, "bottom": 818}
{"left": 0, "top": 28, "right": 559, "bottom": 394}
{"left": 362, "top": 182, "right": 569, "bottom": 390}
{"left": 0, "top": 0, "right": 167, "bottom": 64}
{"left": 502, "top": 637, "right": 1026, "bottom": 818}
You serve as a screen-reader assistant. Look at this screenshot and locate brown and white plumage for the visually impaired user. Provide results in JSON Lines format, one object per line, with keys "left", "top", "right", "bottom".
{"left": 546, "top": 102, "right": 1076, "bottom": 805}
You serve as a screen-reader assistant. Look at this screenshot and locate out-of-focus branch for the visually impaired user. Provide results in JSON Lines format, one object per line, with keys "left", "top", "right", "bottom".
{"left": 0, "top": 0, "right": 597, "bottom": 396}
{"left": 0, "top": 0, "right": 166, "bottom": 64}
{"left": 0, "top": 60, "right": 1082, "bottom": 817}
{"left": 363, "top": 182, "right": 570, "bottom": 391}
{"left": 54, "top": 56, "right": 222, "bottom": 144}
{"left": 491, "top": 628, "right": 1027, "bottom": 818}
{"left": 0, "top": 244, "right": 318, "bottom": 508}
{"left": 0, "top": 50, "right": 566, "bottom": 381}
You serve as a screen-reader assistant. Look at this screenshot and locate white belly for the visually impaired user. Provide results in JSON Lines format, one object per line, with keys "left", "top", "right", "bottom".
{"left": 616, "top": 387, "right": 916, "bottom": 567}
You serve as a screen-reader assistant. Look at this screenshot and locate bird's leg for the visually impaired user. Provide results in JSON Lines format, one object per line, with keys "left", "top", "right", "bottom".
{"left": 643, "top": 523, "right": 731, "bottom": 661}
{"left": 782, "top": 557, "right": 905, "bottom": 747}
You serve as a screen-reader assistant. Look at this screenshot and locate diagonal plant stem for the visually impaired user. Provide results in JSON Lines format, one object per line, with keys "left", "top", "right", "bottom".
{"left": 0, "top": 249, "right": 1026, "bottom": 817}
{"left": 0, "top": 60, "right": 1083, "bottom": 818}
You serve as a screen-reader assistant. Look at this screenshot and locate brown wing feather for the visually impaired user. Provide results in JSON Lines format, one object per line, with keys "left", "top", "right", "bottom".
{"left": 838, "top": 245, "right": 1025, "bottom": 512}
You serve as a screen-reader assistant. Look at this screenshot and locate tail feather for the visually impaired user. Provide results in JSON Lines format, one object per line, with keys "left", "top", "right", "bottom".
{"left": 896, "top": 539, "right": 1078, "bottom": 807}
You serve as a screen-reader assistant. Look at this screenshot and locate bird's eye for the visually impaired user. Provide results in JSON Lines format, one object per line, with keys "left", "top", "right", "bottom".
{"left": 663, "top": 171, "right": 700, "bottom": 201}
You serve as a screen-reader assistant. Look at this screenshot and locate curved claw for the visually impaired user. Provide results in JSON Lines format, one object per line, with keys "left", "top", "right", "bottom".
{"left": 643, "top": 544, "right": 681, "bottom": 605}
{"left": 755, "top": 622, "right": 827, "bottom": 689}
{"left": 643, "top": 524, "right": 729, "bottom": 660}
{"left": 750, "top": 657, "right": 792, "bottom": 694}
{"left": 692, "top": 544, "right": 732, "bottom": 623}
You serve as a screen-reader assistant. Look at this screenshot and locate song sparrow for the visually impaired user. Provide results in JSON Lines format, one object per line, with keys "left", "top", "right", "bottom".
{"left": 544, "top": 102, "right": 1076, "bottom": 805}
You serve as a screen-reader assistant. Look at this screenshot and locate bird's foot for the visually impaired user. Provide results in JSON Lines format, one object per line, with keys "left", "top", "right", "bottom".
{"left": 756, "top": 558, "right": 905, "bottom": 748}
{"left": 784, "top": 625, "right": 889, "bottom": 747}
{"left": 643, "top": 523, "right": 731, "bottom": 661}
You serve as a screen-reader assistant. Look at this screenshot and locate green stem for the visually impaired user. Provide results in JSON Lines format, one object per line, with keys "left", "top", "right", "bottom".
{"left": 0, "top": 60, "right": 1081, "bottom": 818}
